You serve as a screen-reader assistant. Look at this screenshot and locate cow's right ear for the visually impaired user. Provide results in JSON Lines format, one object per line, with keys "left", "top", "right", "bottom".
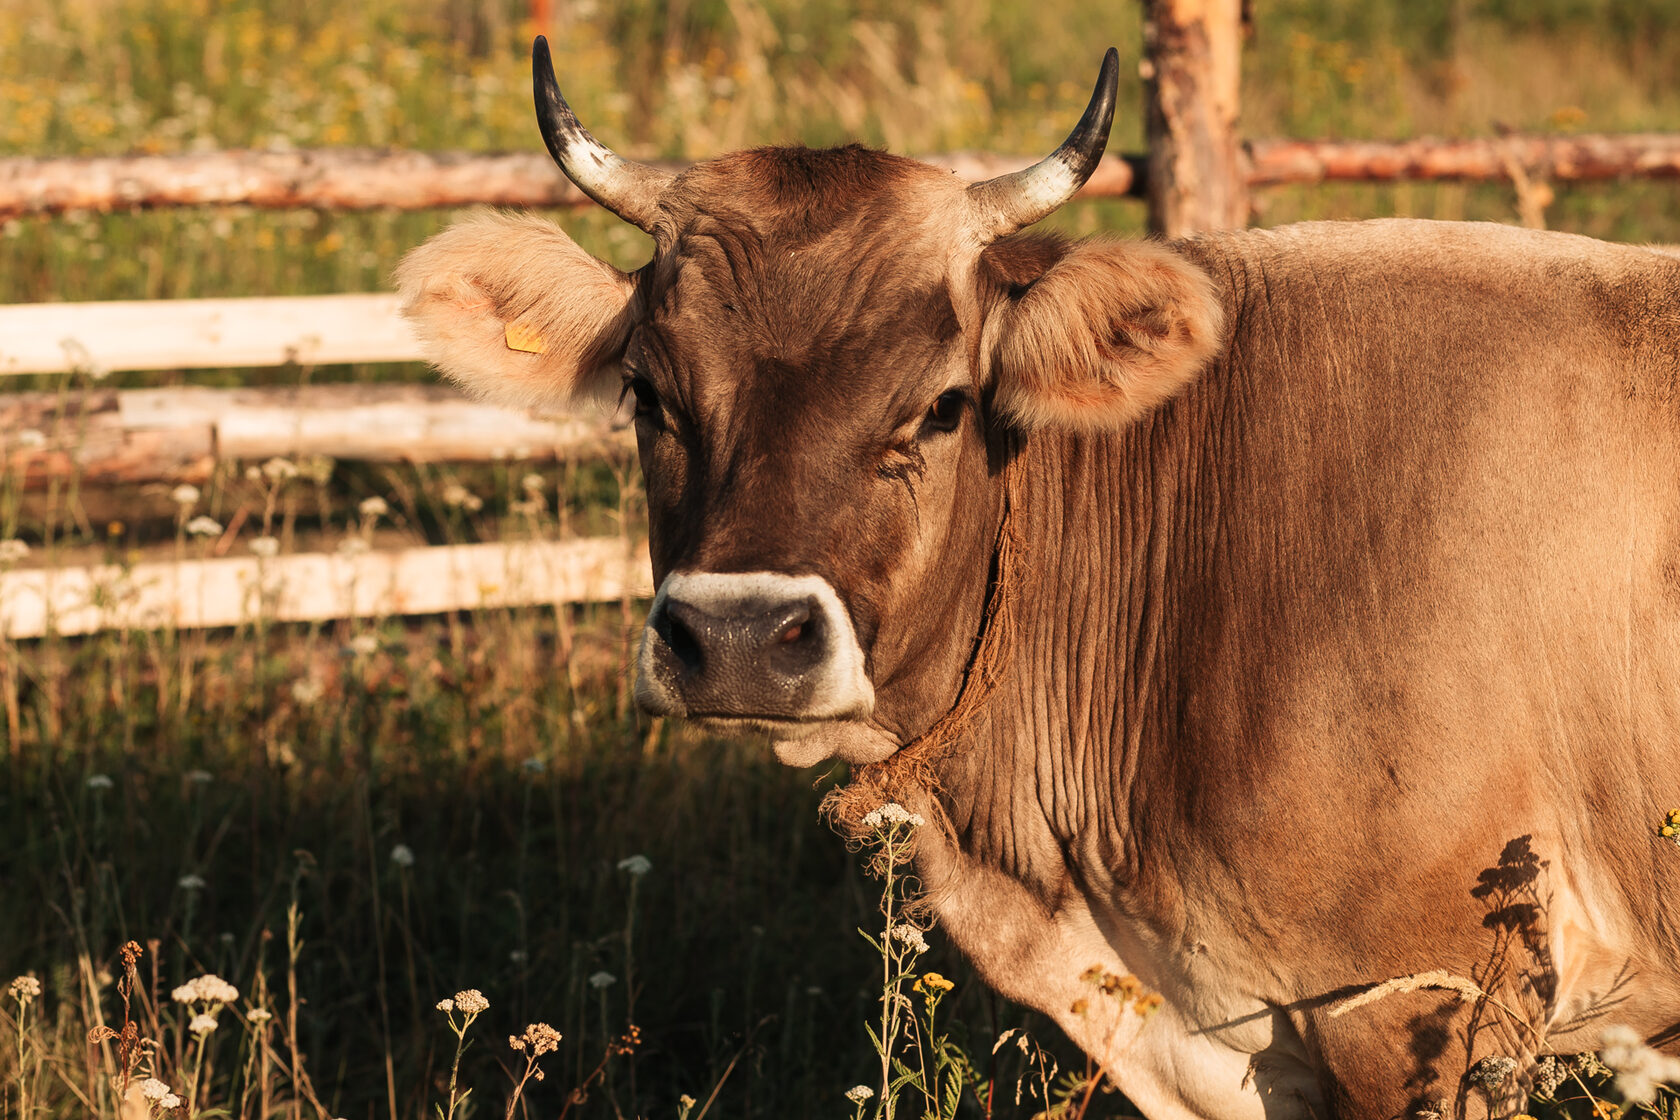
{"left": 395, "top": 212, "right": 637, "bottom": 411}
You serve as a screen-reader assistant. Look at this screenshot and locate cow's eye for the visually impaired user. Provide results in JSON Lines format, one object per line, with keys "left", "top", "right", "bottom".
{"left": 621, "top": 375, "right": 662, "bottom": 424}
{"left": 924, "top": 389, "right": 966, "bottom": 434}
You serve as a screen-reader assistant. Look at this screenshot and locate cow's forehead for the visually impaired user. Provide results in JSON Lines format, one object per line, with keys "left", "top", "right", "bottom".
{"left": 632, "top": 146, "right": 973, "bottom": 419}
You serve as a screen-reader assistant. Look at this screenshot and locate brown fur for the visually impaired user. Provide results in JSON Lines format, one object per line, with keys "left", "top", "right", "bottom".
{"left": 393, "top": 211, "right": 637, "bottom": 411}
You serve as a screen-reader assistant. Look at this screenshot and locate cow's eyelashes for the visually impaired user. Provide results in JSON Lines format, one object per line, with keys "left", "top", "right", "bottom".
{"left": 618, "top": 375, "right": 665, "bottom": 428}
{"left": 922, "top": 389, "right": 967, "bottom": 435}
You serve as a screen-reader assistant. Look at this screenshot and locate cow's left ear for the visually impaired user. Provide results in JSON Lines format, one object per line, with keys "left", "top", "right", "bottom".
{"left": 983, "top": 240, "right": 1224, "bottom": 431}
{"left": 395, "top": 211, "right": 637, "bottom": 412}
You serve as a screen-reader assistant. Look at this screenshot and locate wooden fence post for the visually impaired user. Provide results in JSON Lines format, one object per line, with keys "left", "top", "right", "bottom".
{"left": 1143, "top": 0, "right": 1249, "bottom": 236}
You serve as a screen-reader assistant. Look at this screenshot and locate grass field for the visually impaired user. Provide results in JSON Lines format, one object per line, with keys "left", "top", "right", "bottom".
{"left": 4, "top": 0, "right": 1680, "bottom": 1117}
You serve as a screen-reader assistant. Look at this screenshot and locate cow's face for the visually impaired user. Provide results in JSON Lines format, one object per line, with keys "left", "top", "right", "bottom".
{"left": 397, "top": 40, "right": 1222, "bottom": 765}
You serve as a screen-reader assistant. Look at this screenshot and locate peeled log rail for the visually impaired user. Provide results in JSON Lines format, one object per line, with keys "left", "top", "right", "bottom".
{"left": 0, "top": 383, "right": 632, "bottom": 488}
{"left": 0, "top": 537, "right": 652, "bottom": 639}
{"left": 1245, "top": 134, "right": 1680, "bottom": 186}
{"left": 0, "top": 148, "right": 1145, "bottom": 219}
{"left": 2, "top": 137, "right": 1677, "bottom": 219}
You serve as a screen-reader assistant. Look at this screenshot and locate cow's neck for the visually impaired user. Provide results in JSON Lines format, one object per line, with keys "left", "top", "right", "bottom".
{"left": 929, "top": 408, "right": 1205, "bottom": 928}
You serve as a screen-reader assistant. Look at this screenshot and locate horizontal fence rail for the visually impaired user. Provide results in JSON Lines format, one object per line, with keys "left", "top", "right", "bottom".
{"left": 0, "top": 537, "right": 651, "bottom": 639}
{"left": 4, "top": 133, "right": 1677, "bottom": 218}
{"left": 0, "top": 293, "right": 420, "bottom": 375}
{"left": 1, "top": 383, "right": 630, "bottom": 487}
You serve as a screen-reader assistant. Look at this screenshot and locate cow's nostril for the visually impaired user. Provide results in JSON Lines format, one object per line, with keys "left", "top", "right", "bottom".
{"left": 779, "top": 623, "right": 803, "bottom": 644}
{"left": 663, "top": 610, "right": 703, "bottom": 673}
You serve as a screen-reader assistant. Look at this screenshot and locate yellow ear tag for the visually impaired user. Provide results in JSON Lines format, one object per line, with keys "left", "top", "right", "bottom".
{"left": 504, "top": 321, "right": 548, "bottom": 355}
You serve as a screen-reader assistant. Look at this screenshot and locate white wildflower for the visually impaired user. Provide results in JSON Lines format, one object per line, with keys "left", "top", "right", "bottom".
{"left": 515, "top": 1021, "right": 561, "bottom": 1056}
{"left": 617, "top": 854, "right": 652, "bottom": 877}
{"left": 1601, "top": 1024, "right": 1680, "bottom": 1104}
{"left": 335, "top": 536, "right": 369, "bottom": 557}
{"left": 348, "top": 633, "right": 379, "bottom": 657}
{"left": 139, "top": 1078, "right": 171, "bottom": 1101}
{"left": 587, "top": 971, "right": 616, "bottom": 990}
{"left": 845, "top": 1085, "right": 875, "bottom": 1103}
{"left": 441, "top": 483, "right": 483, "bottom": 512}
{"left": 15, "top": 428, "right": 46, "bottom": 449}
{"left": 389, "top": 844, "right": 415, "bottom": 868}
{"left": 509, "top": 950, "right": 529, "bottom": 965}
{"left": 260, "top": 457, "right": 299, "bottom": 482}
{"left": 521, "top": 473, "right": 544, "bottom": 493}
{"left": 435, "top": 998, "right": 454, "bottom": 1012}
{"left": 860, "top": 802, "right": 924, "bottom": 831}
{"left": 248, "top": 536, "right": 280, "bottom": 558}
{"left": 159, "top": 1093, "right": 181, "bottom": 1110}
{"left": 85, "top": 773, "right": 114, "bottom": 791}
{"left": 290, "top": 677, "right": 324, "bottom": 704}
{"left": 171, "top": 974, "right": 237, "bottom": 1005}
{"left": 169, "top": 484, "right": 200, "bottom": 507}
{"left": 177, "top": 874, "right": 207, "bottom": 891}
{"left": 890, "top": 923, "right": 930, "bottom": 955}
{"left": 521, "top": 757, "right": 546, "bottom": 774}
{"left": 0, "top": 539, "right": 29, "bottom": 564}
{"left": 452, "top": 989, "right": 489, "bottom": 1014}
{"left": 246, "top": 1007, "right": 273, "bottom": 1023}
{"left": 8, "top": 976, "right": 41, "bottom": 1002}
{"left": 189, "top": 1012, "right": 218, "bottom": 1035}
{"left": 184, "top": 769, "right": 212, "bottom": 785}
{"left": 357, "top": 496, "right": 388, "bottom": 518}
{"left": 184, "top": 516, "right": 222, "bottom": 538}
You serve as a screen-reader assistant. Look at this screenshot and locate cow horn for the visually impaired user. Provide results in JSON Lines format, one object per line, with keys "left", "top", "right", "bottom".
{"left": 533, "top": 36, "right": 672, "bottom": 234}
{"left": 966, "top": 48, "right": 1119, "bottom": 243}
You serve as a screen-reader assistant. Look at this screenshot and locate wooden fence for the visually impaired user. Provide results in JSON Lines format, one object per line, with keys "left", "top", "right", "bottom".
{"left": 5, "top": 0, "right": 1678, "bottom": 638}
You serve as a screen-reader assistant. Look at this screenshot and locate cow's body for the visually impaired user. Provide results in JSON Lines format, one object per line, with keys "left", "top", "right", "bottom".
{"left": 902, "top": 219, "right": 1680, "bottom": 1119}
{"left": 398, "top": 43, "right": 1680, "bottom": 1116}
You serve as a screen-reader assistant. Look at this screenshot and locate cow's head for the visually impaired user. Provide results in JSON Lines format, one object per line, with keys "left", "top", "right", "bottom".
{"left": 397, "top": 39, "right": 1222, "bottom": 766}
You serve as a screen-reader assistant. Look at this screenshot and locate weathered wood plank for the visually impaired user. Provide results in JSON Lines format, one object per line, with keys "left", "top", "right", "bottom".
{"left": 0, "top": 537, "right": 652, "bottom": 639}
{"left": 1, "top": 383, "right": 631, "bottom": 488}
{"left": 0, "top": 293, "right": 421, "bottom": 376}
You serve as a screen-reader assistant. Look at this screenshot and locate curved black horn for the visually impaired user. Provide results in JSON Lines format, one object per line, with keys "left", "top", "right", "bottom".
{"left": 534, "top": 35, "right": 673, "bottom": 234}
{"left": 966, "top": 48, "right": 1119, "bottom": 243}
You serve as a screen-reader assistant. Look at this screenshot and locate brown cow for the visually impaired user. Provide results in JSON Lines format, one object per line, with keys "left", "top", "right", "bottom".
{"left": 397, "top": 37, "right": 1680, "bottom": 1119}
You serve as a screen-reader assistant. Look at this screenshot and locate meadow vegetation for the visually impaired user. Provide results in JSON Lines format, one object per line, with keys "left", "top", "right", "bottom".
{"left": 3, "top": 0, "right": 1679, "bottom": 1116}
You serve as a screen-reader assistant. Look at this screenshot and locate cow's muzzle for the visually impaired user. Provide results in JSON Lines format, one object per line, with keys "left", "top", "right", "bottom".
{"left": 634, "top": 571, "right": 874, "bottom": 731}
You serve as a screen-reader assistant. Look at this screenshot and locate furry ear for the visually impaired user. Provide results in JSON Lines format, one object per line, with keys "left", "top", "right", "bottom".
{"left": 984, "top": 240, "right": 1223, "bottom": 431}
{"left": 395, "top": 211, "right": 637, "bottom": 412}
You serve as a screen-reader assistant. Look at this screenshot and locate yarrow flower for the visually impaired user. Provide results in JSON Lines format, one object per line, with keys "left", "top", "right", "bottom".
{"left": 587, "top": 971, "right": 616, "bottom": 990}
{"left": 860, "top": 802, "right": 925, "bottom": 830}
{"left": 177, "top": 874, "right": 207, "bottom": 891}
{"left": 184, "top": 515, "right": 222, "bottom": 537}
{"left": 435, "top": 998, "right": 454, "bottom": 1012}
{"left": 890, "top": 923, "right": 930, "bottom": 955}
{"left": 247, "top": 1007, "right": 273, "bottom": 1023}
{"left": 189, "top": 1012, "right": 218, "bottom": 1035}
{"left": 9, "top": 975, "right": 41, "bottom": 1003}
{"left": 169, "top": 484, "right": 200, "bottom": 507}
{"left": 348, "top": 633, "right": 379, "bottom": 657}
{"left": 0, "top": 539, "right": 29, "bottom": 564}
{"left": 452, "top": 989, "right": 489, "bottom": 1015}
{"left": 171, "top": 974, "right": 238, "bottom": 1006}
{"left": 508, "top": 1022, "right": 562, "bottom": 1056}
{"left": 617, "top": 854, "right": 652, "bottom": 877}
{"left": 249, "top": 536, "right": 280, "bottom": 558}
{"left": 139, "top": 1078, "right": 171, "bottom": 1101}
{"left": 389, "top": 844, "right": 415, "bottom": 868}
{"left": 1601, "top": 1023, "right": 1680, "bottom": 1104}
{"left": 85, "top": 773, "right": 113, "bottom": 791}
{"left": 845, "top": 1085, "right": 875, "bottom": 1103}
{"left": 358, "top": 496, "right": 389, "bottom": 518}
